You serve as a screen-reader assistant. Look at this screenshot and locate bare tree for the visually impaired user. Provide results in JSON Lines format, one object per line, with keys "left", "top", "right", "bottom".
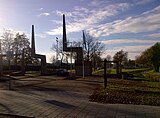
{"left": 51, "top": 39, "right": 69, "bottom": 65}
{"left": 51, "top": 39, "right": 82, "bottom": 65}
{"left": 105, "top": 55, "right": 112, "bottom": 69}
{"left": 51, "top": 32, "right": 105, "bottom": 70}
{"left": 84, "top": 32, "right": 105, "bottom": 61}
{"left": 106, "top": 55, "right": 112, "bottom": 61}
{"left": 50, "top": 55, "right": 56, "bottom": 64}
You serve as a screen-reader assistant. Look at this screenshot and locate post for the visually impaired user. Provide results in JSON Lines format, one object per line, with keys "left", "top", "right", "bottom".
{"left": 94, "top": 58, "right": 96, "bottom": 71}
{"left": 116, "top": 61, "right": 119, "bottom": 74}
{"left": 82, "top": 56, "right": 85, "bottom": 78}
{"left": 9, "top": 79, "right": 12, "bottom": 90}
{"left": 104, "top": 59, "right": 107, "bottom": 88}
{"left": 21, "top": 49, "right": 25, "bottom": 75}
{"left": 71, "top": 42, "right": 72, "bottom": 70}
{"left": 82, "top": 44, "right": 85, "bottom": 78}
{"left": 0, "top": 54, "right": 2, "bottom": 76}
{"left": 68, "top": 42, "right": 73, "bottom": 77}
{"left": 0, "top": 40, "right": 2, "bottom": 76}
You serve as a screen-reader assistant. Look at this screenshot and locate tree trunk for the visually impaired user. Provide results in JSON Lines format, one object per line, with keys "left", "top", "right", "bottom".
{"left": 154, "top": 64, "right": 159, "bottom": 72}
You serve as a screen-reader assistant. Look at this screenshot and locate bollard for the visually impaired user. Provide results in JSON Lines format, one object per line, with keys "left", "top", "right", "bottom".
{"left": 104, "top": 59, "right": 107, "bottom": 88}
{"left": 9, "top": 79, "right": 11, "bottom": 90}
{"left": 9, "top": 78, "right": 13, "bottom": 90}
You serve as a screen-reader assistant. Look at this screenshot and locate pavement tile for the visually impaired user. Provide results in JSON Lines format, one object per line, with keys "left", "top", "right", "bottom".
{"left": 116, "top": 115, "right": 126, "bottom": 118}
{"left": 0, "top": 76, "right": 159, "bottom": 118}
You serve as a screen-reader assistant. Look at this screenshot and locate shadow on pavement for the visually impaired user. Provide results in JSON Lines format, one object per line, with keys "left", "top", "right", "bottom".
{"left": 0, "top": 103, "right": 13, "bottom": 114}
{"left": 0, "top": 113, "right": 34, "bottom": 118}
{"left": 45, "top": 100, "right": 76, "bottom": 109}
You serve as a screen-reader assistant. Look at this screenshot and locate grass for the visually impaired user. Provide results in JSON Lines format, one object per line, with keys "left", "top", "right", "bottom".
{"left": 92, "top": 68, "right": 150, "bottom": 78}
{"left": 89, "top": 69, "right": 160, "bottom": 106}
{"left": 25, "top": 71, "right": 41, "bottom": 74}
{"left": 92, "top": 69, "right": 104, "bottom": 75}
{"left": 109, "top": 68, "right": 149, "bottom": 74}
{"left": 109, "top": 69, "right": 117, "bottom": 74}
{"left": 68, "top": 69, "right": 75, "bottom": 72}
{"left": 144, "top": 70, "right": 160, "bottom": 82}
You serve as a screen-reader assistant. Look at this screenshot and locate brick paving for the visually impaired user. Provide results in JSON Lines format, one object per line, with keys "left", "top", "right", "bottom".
{"left": 0, "top": 75, "right": 159, "bottom": 118}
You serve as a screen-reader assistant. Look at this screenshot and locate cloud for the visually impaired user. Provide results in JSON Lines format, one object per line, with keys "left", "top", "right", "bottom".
{"left": 89, "top": 0, "right": 111, "bottom": 7}
{"left": 88, "top": 5, "right": 160, "bottom": 37}
{"left": 0, "top": 28, "right": 28, "bottom": 38}
{"left": 53, "top": 10, "right": 73, "bottom": 17}
{"left": 35, "top": 33, "right": 47, "bottom": 39}
{"left": 37, "top": 51, "right": 55, "bottom": 63}
{"left": 0, "top": 30, "right": 3, "bottom": 37}
{"left": 38, "top": 12, "right": 50, "bottom": 17}
{"left": 47, "top": 27, "right": 62, "bottom": 35}
{"left": 47, "top": 3, "right": 129, "bottom": 35}
{"left": 50, "top": 20, "right": 63, "bottom": 25}
{"left": 148, "top": 33, "right": 160, "bottom": 38}
{"left": 89, "top": 0, "right": 156, "bottom": 7}
{"left": 26, "top": 32, "right": 47, "bottom": 39}
{"left": 136, "top": 0, "right": 156, "bottom": 5}
{"left": 37, "top": 8, "right": 43, "bottom": 11}
{"left": 104, "top": 44, "right": 154, "bottom": 59}
{"left": 0, "top": 18, "right": 4, "bottom": 24}
{"left": 101, "top": 39, "right": 160, "bottom": 45}
{"left": 142, "top": 5, "right": 160, "bottom": 15}
{"left": 0, "top": 28, "right": 47, "bottom": 40}
{"left": 118, "top": 45, "right": 152, "bottom": 53}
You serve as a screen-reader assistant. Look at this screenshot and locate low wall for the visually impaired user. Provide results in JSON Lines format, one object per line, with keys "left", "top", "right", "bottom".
{"left": 75, "top": 61, "right": 92, "bottom": 76}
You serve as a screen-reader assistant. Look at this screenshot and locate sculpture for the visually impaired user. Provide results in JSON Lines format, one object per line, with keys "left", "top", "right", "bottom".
{"left": 31, "top": 25, "right": 47, "bottom": 75}
{"left": 62, "top": 14, "right": 92, "bottom": 76}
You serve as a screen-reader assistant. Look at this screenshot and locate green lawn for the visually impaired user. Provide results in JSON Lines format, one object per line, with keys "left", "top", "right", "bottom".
{"left": 109, "top": 68, "right": 150, "bottom": 74}
{"left": 90, "top": 69, "right": 160, "bottom": 106}
{"left": 92, "top": 69, "right": 104, "bottom": 75}
{"left": 144, "top": 70, "right": 160, "bottom": 82}
{"left": 92, "top": 68, "right": 150, "bottom": 76}
{"left": 25, "top": 71, "right": 41, "bottom": 74}
{"left": 68, "top": 69, "right": 75, "bottom": 72}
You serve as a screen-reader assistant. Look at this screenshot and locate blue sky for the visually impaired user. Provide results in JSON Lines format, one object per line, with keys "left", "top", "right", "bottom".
{"left": 0, "top": 0, "right": 160, "bottom": 62}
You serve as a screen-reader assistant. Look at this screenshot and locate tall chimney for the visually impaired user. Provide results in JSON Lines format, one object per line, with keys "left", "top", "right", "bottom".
{"left": 63, "top": 14, "right": 67, "bottom": 51}
{"left": 31, "top": 25, "right": 35, "bottom": 54}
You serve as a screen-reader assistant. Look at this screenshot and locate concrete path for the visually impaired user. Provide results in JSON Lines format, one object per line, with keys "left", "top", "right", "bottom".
{"left": 0, "top": 75, "right": 159, "bottom": 118}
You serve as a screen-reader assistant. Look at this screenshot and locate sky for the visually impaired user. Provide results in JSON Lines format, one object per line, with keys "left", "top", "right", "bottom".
{"left": 0, "top": 0, "right": 159, "bottom": 63}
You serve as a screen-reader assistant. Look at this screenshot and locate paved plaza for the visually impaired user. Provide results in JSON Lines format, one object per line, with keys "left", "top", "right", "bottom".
{"left": 0, "top": 75, "right": 159, "bottom": 118}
